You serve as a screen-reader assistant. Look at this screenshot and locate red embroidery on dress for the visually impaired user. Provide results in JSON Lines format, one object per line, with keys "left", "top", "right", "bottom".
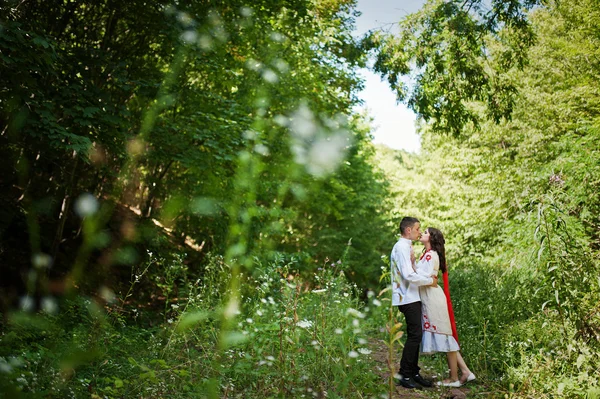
{"left": 424, "top": 322, "right": 431, "bottom": 329}
{"left": 425, "top": 254, "right": 431, "bottom": 261}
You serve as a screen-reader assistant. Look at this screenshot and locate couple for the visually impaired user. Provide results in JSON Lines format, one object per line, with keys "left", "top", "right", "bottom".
{"left": 390, "top": 217, "right": 476, "bottom": 389}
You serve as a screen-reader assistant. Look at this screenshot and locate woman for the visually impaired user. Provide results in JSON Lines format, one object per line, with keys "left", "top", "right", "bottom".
{"left": 415, "top": 227, "right": 476, "bottom": 387}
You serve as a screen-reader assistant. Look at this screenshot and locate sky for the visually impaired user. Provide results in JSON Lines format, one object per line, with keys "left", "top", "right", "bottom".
{"left": 353, "top": 0, "right": 426, "bottom": 152}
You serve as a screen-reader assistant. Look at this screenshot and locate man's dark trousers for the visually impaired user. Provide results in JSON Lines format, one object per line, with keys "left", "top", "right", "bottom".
{"left": 398, "top": 301, "right": 422, "bottom": 377}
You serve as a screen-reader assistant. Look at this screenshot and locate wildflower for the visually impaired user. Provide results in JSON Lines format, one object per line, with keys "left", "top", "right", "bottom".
{"left": 246, "top": 318, "right": 253, "bottom": 324}
{"left": 358, "top": 338, "right": 367, "bottom": 345}
{"left": 358, "top": 348, "right": 371, "bottom": 355}
{"left": 41, "top": 297, "right": 58, "bottom": 314}
{"left": 372, "top": 299, "right": 382, "bottom": 307}
{"left": 224, "top": 297, "right": 240, "bottom": 319}
{"left": 352, "top": 319, "right": 360, "bottom": 327}
{"left": 296, "top": 320, "right": 313, "bottom": 329}
{"left": 0, "top": 360, "right": 11, "bottom": 373}
{"left": 549, "top": 173, "right": 565, "bottom": 186}
{"left": 19, "top": 296, "right": 34, "bottom": 312}
{"left": 348, "top": 351, "right": 359, "bottom": 358}
{"left": 335, "top": 328, "right": 343, "bottom": 334}
{"left": 74, "top": 193, "right": 99, "bottom": 218}
{"left": 312, "top": 289, "right": 326, "bottom": 293}
{"left": 261, "top": 69, "right": 278, "bottom": 84}
{"left": 256, "top": 309, "right": 263, "bottom": 316}
{"left": 32, "top": 253, "right": 52, "bottom": 269}
{"left": 167, "top": 318, "right": 174, "bottom": 324}
{"left": 346, "top": 308, "right": 365, "bottom": 319}
{"left": 99, "top": 286, "right": 116, "bottom": 303}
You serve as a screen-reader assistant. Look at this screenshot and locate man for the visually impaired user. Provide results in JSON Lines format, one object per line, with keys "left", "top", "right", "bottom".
{"left": 390, "top": 217, "right": 438, "bottom": 389}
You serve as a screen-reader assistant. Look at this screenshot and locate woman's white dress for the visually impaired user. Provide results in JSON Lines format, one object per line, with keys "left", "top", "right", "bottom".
{"left": 416, "top": 250, "right": 460, "bottom": 354}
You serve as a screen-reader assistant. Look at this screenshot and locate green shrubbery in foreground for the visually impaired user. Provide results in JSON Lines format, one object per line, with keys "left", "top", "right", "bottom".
{"left": 0, "top": 253, "right": 392, "bottom": 398}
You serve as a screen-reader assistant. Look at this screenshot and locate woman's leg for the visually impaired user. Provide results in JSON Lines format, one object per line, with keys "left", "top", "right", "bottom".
{"left": 457, "top": 352, "right": 473, "bottom": 383}
{"left": 445, "top": 351, "right": 459, "bottom": 382}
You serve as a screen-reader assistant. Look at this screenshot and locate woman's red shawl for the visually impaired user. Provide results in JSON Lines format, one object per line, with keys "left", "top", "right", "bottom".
{"left": 442, "top": 271, "right": 459, "bottom": 343}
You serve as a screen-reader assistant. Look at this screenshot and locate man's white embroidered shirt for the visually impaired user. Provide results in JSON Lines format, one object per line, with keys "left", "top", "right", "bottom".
{"left": 390, "top": 237, "right": 433, "bottom": 306}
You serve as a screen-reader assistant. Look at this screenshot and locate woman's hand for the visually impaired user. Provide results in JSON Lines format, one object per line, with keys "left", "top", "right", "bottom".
{"left": 430, "top": 275, "right": 438, "bottom": 287}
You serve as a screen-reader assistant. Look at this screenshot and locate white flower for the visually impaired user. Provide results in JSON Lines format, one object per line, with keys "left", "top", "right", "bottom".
{"left": 19, "top": 296, "right": 34, "bottom": 312}
{"left": 32, "top": 253, "right": 52, "bottom": 269}
{"left": 181, "top": 30, "right": 198, "bottom": 44}
{"left": 348, "top": 351, "right": 359, "bottom": 358}
{"left": 358, "top": 348, "right": 371, "bottom": 355}
{"left": 246, "top": 318, "right": 253, "bottom": 324}
{"left": 0, "top": 361, "right": 11, "bottom": 373}
{"left": 99, "top": 286, "right": 116, "bottom": 303}
{"left": 352, "top": 319, "right": 360, "bottom": 327}
{"left": 358, "top": 338, "right": 367, "bottom": 345}
{"left": 41, "top": 297, "right": 58, "bottom": 314}
{"left": 372, "top": 299, "right": 382, "bottom": 307}
{"left": 346, "top": 308, "right": 365, "bottom": 319}
{"left": 335, "top": 328, "right": 343, "bottom": 334}
{"left": 224, "top": 297, "right": 240, "bottom": 319}
{"left": 261, "top": 69, "right": 278, "bottom": 83}
{"left": 312, "top": 289, "right": 327, "bottom": 293}
{"left": 240, "top": 6, "right": 253, "bottom": 17}
{"left": 74, "top": 193, "right": 99, "bottom": 218}
{"left": 296, "top": 320, "right": 313, "bottom": 329}
{"left": 167, "top": 318, "right": 174, "bottom": 324}
{"left": 256, "top": 309, "right": 263, "bottom": 316}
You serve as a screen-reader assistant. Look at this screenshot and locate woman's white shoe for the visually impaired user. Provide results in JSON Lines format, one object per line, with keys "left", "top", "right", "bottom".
{"left": 463, "top": 373, "right": 476, "bottom": 384}
{"left": 436, "top": 380, "right": 462, "bottom": 388}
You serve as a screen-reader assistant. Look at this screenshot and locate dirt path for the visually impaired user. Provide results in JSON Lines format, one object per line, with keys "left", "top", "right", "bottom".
{"left": 368, "top": 338, "right": 473, "bottom": 399}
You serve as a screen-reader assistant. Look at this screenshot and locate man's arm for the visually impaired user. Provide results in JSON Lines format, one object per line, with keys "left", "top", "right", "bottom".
{"left": 392, "top": 245, "right": 434, "bottom": 286}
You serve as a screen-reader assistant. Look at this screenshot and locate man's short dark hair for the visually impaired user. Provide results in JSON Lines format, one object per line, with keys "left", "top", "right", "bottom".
{"left": 399, "top": 217, "right": 420, "bottom": 235}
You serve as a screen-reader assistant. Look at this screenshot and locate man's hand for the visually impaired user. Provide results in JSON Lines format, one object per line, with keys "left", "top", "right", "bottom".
{"left": 430, "top": 275, "right": 438, "bottom": 287}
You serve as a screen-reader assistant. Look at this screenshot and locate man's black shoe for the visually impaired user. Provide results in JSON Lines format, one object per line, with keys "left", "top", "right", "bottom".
{"left": 413, "top": 373, "right": 433, "bottom": 388}
{"left": 394, "top": 376, "right": 423, "bottom": 390}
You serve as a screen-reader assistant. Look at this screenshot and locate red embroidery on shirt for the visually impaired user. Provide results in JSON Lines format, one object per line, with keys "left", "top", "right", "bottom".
{"left": 425, "top": 254, "right": 432, "bottom": 261}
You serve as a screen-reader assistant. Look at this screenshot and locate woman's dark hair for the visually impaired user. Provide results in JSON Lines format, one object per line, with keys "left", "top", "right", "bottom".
{"left": 428, "top": 227, "right": 447, "bottom": 273}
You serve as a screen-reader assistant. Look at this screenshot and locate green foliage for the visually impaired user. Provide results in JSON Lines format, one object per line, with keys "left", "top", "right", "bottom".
{"left": 368, "top": 0, "right": 540, "bottom": 135}
{"left": 0, "top": 255, "right": 386, "bottom": 398}
{"left": 374, "top": 0, "right": 600, "bottom": 396}
{"left": 1, "top": 0, "right": 396, "bottom": 397}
